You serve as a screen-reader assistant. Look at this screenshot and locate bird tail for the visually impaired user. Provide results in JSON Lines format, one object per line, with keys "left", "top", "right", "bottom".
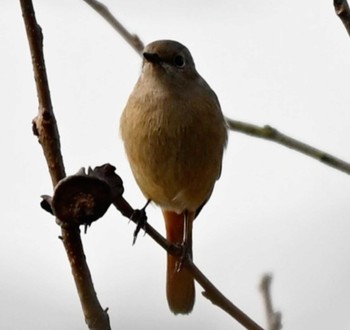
{"left": 163, "top": 210, "right": 195, "bottom": 314}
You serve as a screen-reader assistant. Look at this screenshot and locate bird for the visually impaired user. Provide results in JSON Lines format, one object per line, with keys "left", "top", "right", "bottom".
{"left": 120, "top": 40, "right": 228, "bottom": 314}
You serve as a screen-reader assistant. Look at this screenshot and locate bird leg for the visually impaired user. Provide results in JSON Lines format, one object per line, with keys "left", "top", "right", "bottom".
{"left": 176, "top": 210, "right": 193, "bottom": 272}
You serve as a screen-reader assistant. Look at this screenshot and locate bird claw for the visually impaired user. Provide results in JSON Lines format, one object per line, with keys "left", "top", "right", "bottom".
{"left": 176, "top": 242, "right": 189, "bottom": 272}
{"left": 131, "top": 209, "right": 146, "bottom": 244}
{"left": 131, "top": 200, "right": 150, "bottom": 245}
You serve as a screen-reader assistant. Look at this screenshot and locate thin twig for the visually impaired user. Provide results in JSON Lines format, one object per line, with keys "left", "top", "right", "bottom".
{"left": 334, "top": 0, "right": 350, "bottom": 37}
{"left": 83, "top": 0, "right": 144, "bottom": 54}
{"left": 112, "top": 195, "right": 264, "bottom": 330}
{"left": 260, "top": 274, "right": 282, "bottom": 330}
{"left": 227, "top": 118, "right": 350, "bottom": 175}
{"left": 20, "top": 1, "right": 110, "bottom": 329}
{"left": 188, "top": 261, "right": 264, "bottom": 330}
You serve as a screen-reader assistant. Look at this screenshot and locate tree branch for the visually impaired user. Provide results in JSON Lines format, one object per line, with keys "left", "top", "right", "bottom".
{"left": 20, "top": 0, "right": 65, "bottom": 187}
{"left": 259, "top": 274, "right": 282, "bottom": 330}
{"left": 334, "top": 0, "right": 350, "bottom": 37}
{"left": 227, "top": 118, "right": 350, "bottom": 175}
{"left": 188, "top": 261, "right": 264, "bottom": 330}
{"left": 83, "top": 0, "right": 143, "bottom": 55}
{"left": 112, "top": 193, "right": 264, "bottom": 330}
{"left": 20, "top": 1, "right": 110, "bottom": 329}
{"left": 41, "top": 164, "right": 265, "bottom": 330}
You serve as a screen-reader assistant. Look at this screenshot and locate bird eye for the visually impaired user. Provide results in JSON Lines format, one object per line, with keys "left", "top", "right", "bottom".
{"left": 173, "top": 55, "right": 185, "bottom": 68}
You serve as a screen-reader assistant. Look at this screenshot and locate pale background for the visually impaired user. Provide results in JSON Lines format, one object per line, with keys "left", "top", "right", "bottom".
{"left": 2, "top": 0, "right": 350, "bottom": 329}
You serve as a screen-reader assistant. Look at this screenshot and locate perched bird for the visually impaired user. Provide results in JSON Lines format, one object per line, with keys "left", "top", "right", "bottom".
{"left": 120, "top": 40, "right": 227, "bottom": 314}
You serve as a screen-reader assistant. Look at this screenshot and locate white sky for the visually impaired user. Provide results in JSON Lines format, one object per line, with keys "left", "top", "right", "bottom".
{"left": 2, "top": 0, "right": 350, "bottom": 329}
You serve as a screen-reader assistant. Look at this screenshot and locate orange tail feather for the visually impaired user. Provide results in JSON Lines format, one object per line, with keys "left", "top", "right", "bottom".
{"left": 163, "top": 210, "right": 195, "bottom": 314}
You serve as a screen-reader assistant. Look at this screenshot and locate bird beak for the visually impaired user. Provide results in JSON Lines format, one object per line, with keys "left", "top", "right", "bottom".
{"left": 143, "top": 52, "right": 161, "bottom": 64}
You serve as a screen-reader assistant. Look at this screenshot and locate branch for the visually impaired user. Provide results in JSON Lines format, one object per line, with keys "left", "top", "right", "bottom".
{"left": 259, "top": 274, "right": 282, "bottom": 330}
{"left": 83, "top": 0, "right": 143, "bottom": 55}
{"left": 227, "top": 118, "right": 350, "bottom": 175}
{"left": 188, "top": 261, "right": 264, "bottom": 330}
{"left": 20, "top": 0, "right": 65, "bottom": 187}
{"left": 334, "top": 0, "right": 350, "bottom": 37}
{"left": 20, "top": 1, "right": 110, "bottom": 329}
{"left": 41, "top": 164, "right": 265, "bottom": 330}
{"left": 112, "top": 193, "right": 264, "bottom": 330}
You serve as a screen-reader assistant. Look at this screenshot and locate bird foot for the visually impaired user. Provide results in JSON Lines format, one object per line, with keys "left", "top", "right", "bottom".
{"left": 176, "top": 242, "right": 190, "bottom": 272}
{"left": 131, "top": 200, "right": 150, "bottom": 245}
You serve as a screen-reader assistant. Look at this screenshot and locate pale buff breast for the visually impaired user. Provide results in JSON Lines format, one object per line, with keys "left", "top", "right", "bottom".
{"left": 120, "top": 74, "right": 227, "bottom": 213}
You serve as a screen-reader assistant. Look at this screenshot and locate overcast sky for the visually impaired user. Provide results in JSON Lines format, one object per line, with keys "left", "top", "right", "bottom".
{"left": 2, "top": 1, "right": 350, "bottom": 329}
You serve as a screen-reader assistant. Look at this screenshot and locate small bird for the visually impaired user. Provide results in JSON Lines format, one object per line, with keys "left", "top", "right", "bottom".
{"left": 120, "top": 40, "right": 227, "bottom": 314}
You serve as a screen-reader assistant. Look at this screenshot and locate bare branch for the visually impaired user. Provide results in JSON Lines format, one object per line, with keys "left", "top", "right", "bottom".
{"left": 189, "top": 261, "right": 264, "bottom": 330}
{"left": 83, "top": 0, "right": 143, "bottom": 55}
{"left": 112, "top": 193, "right": 264, "bottom": 330}
{"left": 227, "top": 118, "right": 350, "bottom": 175}
{"left": 20, "top": 0, "right": 65, "bottom": 187}
{"left": 260, "top": 274, "right": 282, "bottom": 330}
{"left": 41, "top": 162, "right": 264, "bottom": 329}
{"left": 20, "top": 1, "right": 110, "bottom": 329}
{"left": 334, "top": 0, "right": 350, "bottom": 37}
{"left": 60, "top": 228, "right": 111, "bottom": 330}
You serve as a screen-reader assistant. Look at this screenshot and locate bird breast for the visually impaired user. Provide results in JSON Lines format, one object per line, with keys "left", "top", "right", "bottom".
{"left": 120, "top": 76, "right": 227, "bottom": 213}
